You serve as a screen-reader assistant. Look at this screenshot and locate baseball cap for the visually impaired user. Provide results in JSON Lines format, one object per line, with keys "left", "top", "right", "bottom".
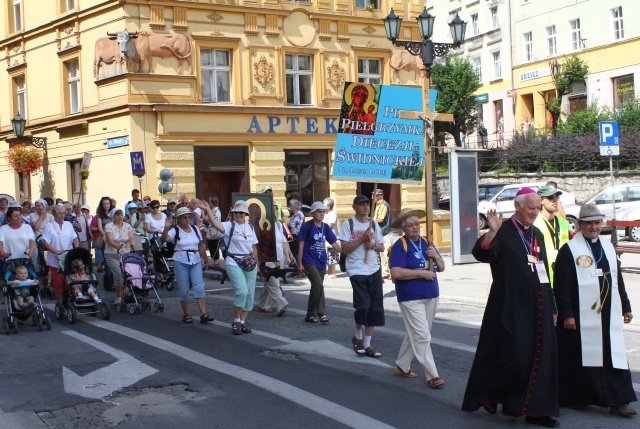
{"left": 537, "top": 185, "right": 563, "bottom": 198}
{"left": 353, "top": 195, "right": 370, "bottom": 204}
{"left": 127, "top": 202, "right": 138, "bottom": 209}
{"left": 81, "top": 204, "right": 90, "bottom": 211}
{"left": 261, "top": 185, "right": 273, "bottom": 193}
{"left": 372, "top": 189, "right": 384, "bottom": 196}
{"left": 167, "top": 198, "right": 177, "bottom": 204}
{"left": 309, "top": 202, "right": 329, "bottom": 213}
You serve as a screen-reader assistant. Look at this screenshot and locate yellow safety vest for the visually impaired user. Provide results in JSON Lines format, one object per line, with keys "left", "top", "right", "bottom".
{"left": 533, "top": 214, "right": 570, "bottom": 287}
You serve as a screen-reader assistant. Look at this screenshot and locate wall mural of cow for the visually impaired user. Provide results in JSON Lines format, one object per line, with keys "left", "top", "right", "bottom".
{"left": 389, "top": 48, "right": 425, "bottom": 84}
{"left": 93, "top": 31, "right": 193, "bottom": 79}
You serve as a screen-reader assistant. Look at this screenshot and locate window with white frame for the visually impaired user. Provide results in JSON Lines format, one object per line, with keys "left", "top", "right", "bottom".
{"left": 357, "top": 58, "right": 381, "bottom": 84}
{"left": 200, "top": 49, "right": 231, "bottom": 103}
{"left": 492, "top": 51, "right": 501, "bottom": 79}
{"left": 611, "top": 7, "right": 624, "bottom": 41}
{"left": 471, "top": 14, "right": 479, "bottom": 36}
{"left": 66, "top": 0, "right": 76, "bottom": 10}
{"left": 471, "top": 56, "right": 482, "bottom": 81}
{"left": 490, "top": 7, "right": 499, "bottom": 29}
{"left": 523, "top": 32, "right": 533, "bottom": 62}
{"left": 15, "top": 75, "right": 26, "bottom": 119}
{"left": 546, "top": 26, "right": 557, "bottom": 57}
{"left": 355, "top": 0, "right": 378, "bottom": 9}
{"left": 13, "top": 0, "right": 22, "bottom": 32}
{"left": 67, "top": 60, "right": 81, "bottom": 114}
{"left": 286, "top": 54, "right": 313, "bottom": 106}
{"left": 569, "top": 19, "right": 581, "bottom": 51}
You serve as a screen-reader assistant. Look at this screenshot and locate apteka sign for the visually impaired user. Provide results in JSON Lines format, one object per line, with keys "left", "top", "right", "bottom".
{"left": 332, "top": 82, "right": 424, "bottom": 184}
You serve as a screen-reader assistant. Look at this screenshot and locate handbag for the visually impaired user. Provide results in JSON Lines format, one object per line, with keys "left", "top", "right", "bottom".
{"left": 205, "top": 224, "right": 221, "bottom": 240}
{"left": 96, "top": 235, "right": 106, "bottom": 251}
{"left": 225, "top": 222, "right": 257, "bottom": 271}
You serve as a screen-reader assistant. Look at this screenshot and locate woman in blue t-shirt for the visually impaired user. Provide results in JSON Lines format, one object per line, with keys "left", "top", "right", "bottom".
{"left": 297, "top": 201, "right": 341, "bottom": 324}
{"left": 389, "top": 208, "right": 446, "bottom": 389}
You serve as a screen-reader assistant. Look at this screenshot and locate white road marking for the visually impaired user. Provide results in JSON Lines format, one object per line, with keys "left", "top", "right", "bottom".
{"left": 61, "top": 330, "right": 158, "bottom": 399}
{"left": 81, "top": 318, "right": 396, "bottom": 429}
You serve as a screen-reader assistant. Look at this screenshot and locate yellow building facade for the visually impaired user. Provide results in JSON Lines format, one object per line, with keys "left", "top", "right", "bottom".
{"left": 0, "top": 0, "right": 446, "bottom": 224}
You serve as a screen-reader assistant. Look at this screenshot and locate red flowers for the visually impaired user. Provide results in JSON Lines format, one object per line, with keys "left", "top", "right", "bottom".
{"left": 6, "top": 144, "right": 43, "bottom": 175}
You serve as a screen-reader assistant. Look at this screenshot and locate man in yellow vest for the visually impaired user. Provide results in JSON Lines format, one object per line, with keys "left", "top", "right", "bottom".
{"left": 533, "top": 185, "right": 570, "bottom": 287}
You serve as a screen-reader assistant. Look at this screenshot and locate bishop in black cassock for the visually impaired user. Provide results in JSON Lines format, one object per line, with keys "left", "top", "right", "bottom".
{"left": 553, "top": 203, "right": 636, "bottom": 417}
{"left": 462, "top": 189, "right": 559, "bottom": 428}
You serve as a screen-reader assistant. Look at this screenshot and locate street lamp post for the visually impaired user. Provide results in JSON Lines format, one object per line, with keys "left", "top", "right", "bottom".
{"left": 10, "top": 113, "right": 46, "bottom": 149}
{"left": 383, "top": 8, "right": 466, "bottom": 260}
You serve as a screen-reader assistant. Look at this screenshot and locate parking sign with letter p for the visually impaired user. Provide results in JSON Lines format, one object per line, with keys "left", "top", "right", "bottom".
{"left": 599, "top": 121, "right": 619, "bottom": 156}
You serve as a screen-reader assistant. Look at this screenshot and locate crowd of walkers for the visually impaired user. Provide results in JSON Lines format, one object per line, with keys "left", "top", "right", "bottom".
{"left": 0, "top": 184, "right": 636, "bottom": 427}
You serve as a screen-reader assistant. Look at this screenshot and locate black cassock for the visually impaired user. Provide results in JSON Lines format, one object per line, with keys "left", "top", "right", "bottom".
{"left": 462, "top": 220, "right": 559, "bottom": 417}
{"left": 553, "top": 238, "right": 636, "bottom": 407}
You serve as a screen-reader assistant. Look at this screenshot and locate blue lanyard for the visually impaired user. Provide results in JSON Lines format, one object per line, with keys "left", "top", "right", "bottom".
{"left": 511, "top": 216, "right": 536, "bottom": 256}
{"left": 408, "top": 238, "right": 426, "bottom": 263}
{"left": 584, "top": 235, "right": 603, "bottom": 266}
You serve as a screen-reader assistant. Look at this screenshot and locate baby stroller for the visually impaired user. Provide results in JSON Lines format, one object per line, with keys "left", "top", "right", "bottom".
{"left": 2, "top": 258, "right": 51, "bottom": 334}
{"left": 55, "top": 247, "right": 111, "bottom": 324}
{"left": 149, "top": 233, "right": 176, "bottom": 291}
{"left": 118, "top": 252, "right": 164, "bottom": 314}
{"left": 35, "top": 235, "right": 53, "bottom": 299}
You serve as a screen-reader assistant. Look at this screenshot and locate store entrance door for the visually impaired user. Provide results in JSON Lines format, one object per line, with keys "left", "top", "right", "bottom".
{"left": 200, "top": 171, "right": 246, "bottom": 218}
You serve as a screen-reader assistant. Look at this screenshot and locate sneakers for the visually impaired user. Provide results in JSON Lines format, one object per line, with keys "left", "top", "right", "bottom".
{"left": 610, "top": 404, "right": 637, "bottom": 417}
{"left": 94, "top": 297, "right": 102, "bottom": 304}
{"left": 114, "top": 297, "right": 123, "bottom": 305}
{"left": 76, "top": 293, "right": 84, "bottom": 301}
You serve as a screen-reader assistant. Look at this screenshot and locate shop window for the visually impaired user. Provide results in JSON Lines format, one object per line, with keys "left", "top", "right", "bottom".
{"left": 613, "top": 74, "right": 634, "bottom": 106}
{"left": 569, "top": 19, "right": 581, "bottom": 51}
{"left": 69, "top": 160, "right": 84, "bottom": 204}
{"left": 200, "top": 48, "right": 231, "bottom": 103}
{"left": 63, "top": 59, "right": 81, "bottom": 115}
{"left": 611, "top": 6, "right": 624, "bottom": 41}
{"left": 492, "top": 51, "right": 501, "bottom": 80}
{"left": 11, "top": 0, "right": 22, "bottom": 32}
{"left": 18, "top": 172, "right": 30, "bottom": 201}
{"left": 546, "top": 26, "right": 557, "bottom": 57}
{"left": 490, "top": 7, "right": 499, "bottom": 29}
{"left": 286, "top": 54, "right": 313, "bottom": 106}
{"left": 284, "top": 151, "right": 329, "bottom": 208}
{"left": 355, "top": 0, "right": 378, "bottom": 10}
{"left": 357, "top": 58, "right": 381, "bottom": 84}
{"left": 13, "top": 74, "right": 27, "bottom": 119}
{"left": 522, "top": 32, "right": 532, "bottom": 62}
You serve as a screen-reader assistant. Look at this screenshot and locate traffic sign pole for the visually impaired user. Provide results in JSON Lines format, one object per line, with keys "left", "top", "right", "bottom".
{"left": 600, "top": 121, "right": 620, "bottom": 244}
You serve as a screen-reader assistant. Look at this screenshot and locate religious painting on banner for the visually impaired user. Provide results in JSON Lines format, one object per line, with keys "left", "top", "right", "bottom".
{"left": 232, "top": 193, "right": 277, "bottom": 262}
{"left": 333, "top": 82, "right": 424, "bottom": 184}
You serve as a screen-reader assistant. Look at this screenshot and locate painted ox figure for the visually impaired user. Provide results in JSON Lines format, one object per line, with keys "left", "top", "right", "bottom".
{"left": 389, "top": 48, "right": 425, "bottom": 83}
{"left": 93, "top": 33, "right": 132, "bottom": 79}
{"left": 110, "top": 31, "right": 193, "bottom": 75}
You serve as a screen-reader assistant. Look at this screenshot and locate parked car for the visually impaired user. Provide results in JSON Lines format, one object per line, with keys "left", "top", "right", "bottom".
{"left": 613, "top": 206, "right": 640, "bottom": 242}
{"left": 478, "top": 183, "right": 509, "bottom": 201}
{"left": 565, "top": 181, "right": 640, "bottom": 234}
{"left": 478, "top": 182, "right": 577, "bottom": 229}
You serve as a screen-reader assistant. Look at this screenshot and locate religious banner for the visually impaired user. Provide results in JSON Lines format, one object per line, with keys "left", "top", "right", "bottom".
{"left": 333, "top": 82, "right": 424, "bottom": 184}
{"left": 231, "top": 193, "right": 277, "bottom": 263}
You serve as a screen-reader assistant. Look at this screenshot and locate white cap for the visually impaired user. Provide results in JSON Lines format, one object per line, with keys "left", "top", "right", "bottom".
{"left": 231, "top": 200, "right": 250, "bottom": 215}
{"left": 81, "top": 204, "right": 90, "bottom": 211}
{"left": 310, "top": 201, "right": 329, "bottom": 213}
{"left": 127, "top": 202, "right": 138, "bottom": 209}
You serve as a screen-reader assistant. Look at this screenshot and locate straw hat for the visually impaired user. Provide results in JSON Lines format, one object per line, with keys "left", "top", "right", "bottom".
{"left": 391, "top": 208, "right": 427, "bottom": 229}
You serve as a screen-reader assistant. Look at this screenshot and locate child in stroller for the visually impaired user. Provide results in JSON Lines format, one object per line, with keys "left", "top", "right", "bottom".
{"left": 119, "top": 252, "right": 164, "bottom": 314}
{"left": 149, "top": 233, "right": 176, "bottom": 291}
{"left": 2, "top": 258, "right": 51, "bottom": 334}
{"left": 55, "top": 247, "right": 111, "bottom": 323}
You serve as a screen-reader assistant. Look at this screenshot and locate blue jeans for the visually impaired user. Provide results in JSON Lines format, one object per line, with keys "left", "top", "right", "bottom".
{"left": 173, "top": 260, "right": 205, "bottom": 302}
{"left": 226, "top": 264, "right": 257, "bottom": 311}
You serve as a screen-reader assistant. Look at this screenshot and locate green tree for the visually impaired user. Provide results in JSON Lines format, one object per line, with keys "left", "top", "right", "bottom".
{"left": 556, "top": 103, "right": 611, "bottom": 136}
{"left": 543, "top": 54, "right": 589, "bottom": 136}
{"left": 430, "top": 55, "right": 481, "bottom": 147}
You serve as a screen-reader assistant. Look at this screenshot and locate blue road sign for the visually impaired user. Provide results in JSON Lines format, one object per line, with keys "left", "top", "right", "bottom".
{"left": 130, "top": 151, "right": 146, "bottom": 175}
{"left": 599, "top": 121, "right": 619, "bottom": 156}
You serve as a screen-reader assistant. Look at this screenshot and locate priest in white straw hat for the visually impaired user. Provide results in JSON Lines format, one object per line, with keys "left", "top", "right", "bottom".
{"left": 553, "top": 203, "right": 636, "bottom": 417}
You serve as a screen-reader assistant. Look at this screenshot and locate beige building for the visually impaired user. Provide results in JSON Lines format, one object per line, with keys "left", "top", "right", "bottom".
{"left": 0, "top": 0, "right": 447, "bottom": 226}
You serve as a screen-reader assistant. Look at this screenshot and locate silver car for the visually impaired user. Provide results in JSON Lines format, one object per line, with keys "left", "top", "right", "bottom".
{"left": 564, "top": 181, "right": 640, "bottom": 234}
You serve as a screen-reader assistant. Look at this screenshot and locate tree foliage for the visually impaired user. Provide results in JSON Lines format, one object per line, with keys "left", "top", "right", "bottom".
{"left": 555, "top": 54, "right": 589, "bottom": 97}
{"left": 430, "top": 54, "right": 481, "bottom": 146}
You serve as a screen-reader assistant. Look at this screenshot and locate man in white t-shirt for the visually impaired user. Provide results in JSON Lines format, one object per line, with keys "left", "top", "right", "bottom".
{"left": 339, "top": 194, "right": 386, "bottom": 358}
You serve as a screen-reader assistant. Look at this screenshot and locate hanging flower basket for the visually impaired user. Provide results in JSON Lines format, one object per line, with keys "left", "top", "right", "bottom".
{"left": 80, "top": 168, "right": 90, "bottom": 180}
{"left": 5, "top": 144, "right": 44, "bottom": 175}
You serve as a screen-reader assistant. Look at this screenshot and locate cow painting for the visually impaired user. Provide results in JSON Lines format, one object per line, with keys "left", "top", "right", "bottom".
{"left": 389, "top": 48, "right": 425, "bottom": 83}
{"left": 110, "top": 31, "right": 193, "bottom": 75}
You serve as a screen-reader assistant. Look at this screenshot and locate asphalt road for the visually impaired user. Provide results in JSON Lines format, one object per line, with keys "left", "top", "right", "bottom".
{"left": 1, "top": 269, "right": 638, "bottom": 429}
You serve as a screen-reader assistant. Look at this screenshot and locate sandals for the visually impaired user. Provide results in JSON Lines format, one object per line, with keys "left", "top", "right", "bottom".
{"left": 277, "top": 308, "right": 286, "bottom": 317}
{"left": 183, "top": 314, "right": 193, "bottom": 324}
{"left": 261, "top": 308, "right": 273, "bottom": 313}
{"left": 427, "top": 377, "right": 445, "bottom": 389}
{"left": 200, "top": 314, "right": 214, "bottom": 323}
{"left": 394, "top": 365, "right": 417, "bottom": 378}
{"left": 232, "top": 323, "right": 242, "bottom": 335}
{"left": 240, "top": 324, "right": 252, "bottom": 334}
{"left": 319, "top": 315, "right": 330, "bottom": 324}
{"left": 364, "top": 347, "right": 382, "bottom": 358}
{"left": 352, "top": 336, "right": 365, "bottom": 355}
{"left": 480, "top": 401, "right": 497, "bottom": 415}
{"left": 305, "top": 316, "right": 319, "bottom": 323}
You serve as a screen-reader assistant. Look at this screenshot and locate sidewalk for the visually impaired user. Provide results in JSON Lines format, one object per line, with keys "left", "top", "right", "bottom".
{"left": 204, "top": 244, "right": 640, "bottom": 325}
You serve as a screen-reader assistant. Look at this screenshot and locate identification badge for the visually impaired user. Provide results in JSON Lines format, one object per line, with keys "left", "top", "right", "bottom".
{"left": 527, "top": 255, "right": 538, "bottom": 263}
{"left": 592, "top": 268, "right": 603, "bottom": 277}
{"left": 535, "top": 261, "right": 550, "bottom": 283}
